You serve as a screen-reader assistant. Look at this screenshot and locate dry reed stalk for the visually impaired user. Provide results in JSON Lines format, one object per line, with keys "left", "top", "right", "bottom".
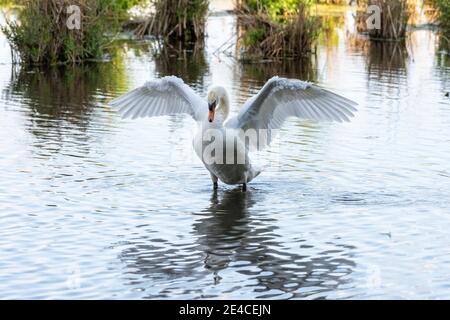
{"left": 146, "top": 0, "right": 208, "bottom": 42}
{"left": 357, "top": 0, "right": 413, "bottom": 41}
{"left": 236, "top": 2, "right": 320, "bottom": 59}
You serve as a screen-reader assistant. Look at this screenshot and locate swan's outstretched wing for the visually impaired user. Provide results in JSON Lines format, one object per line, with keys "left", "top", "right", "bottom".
{"left": 109, "top": 76, "right": 206, "bottom": 122}
{"left": 226, "top": 76, "right": 357, "bottom": 149}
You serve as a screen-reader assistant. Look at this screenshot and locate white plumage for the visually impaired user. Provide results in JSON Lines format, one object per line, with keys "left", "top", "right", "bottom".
{"left": 113, "top": 76, "right": 205, "bottom": 121}
{"left": 109, "top": 75, "right": 357, "bottom": 190}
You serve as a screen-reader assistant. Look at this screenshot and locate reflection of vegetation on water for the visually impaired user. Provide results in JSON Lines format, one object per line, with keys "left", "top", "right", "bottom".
{"left": 317, "top": 15, "right": 345, "bottom": 47}
{"left": 113, "top": 39, "right": 153, "bottom": 59}
{"left": 366, "top": 40, "right": 408, "bottom": 78}
{"left": 435, "top": 0, "right": 450, "bottom": 54}
{"left": 236, "top": 56, "right": 318, "bottom": 110}
{"left": 347, "top": 32, "right": 409, "bottom": 78}
{"left": 436, "top": 48, "right": 450, "bottom": 71}
{"left": 2, "top": 56, "right": 127, "bottom": 151}
{"left": 153, "top": 41, "right": 209, "bottom": 85}
{"left": 5, "top": 61, "right": 127, "bottom": 116}
{"left": 346, "top": 32, "right": 409, "bottom": 82}
{"left": 435, "top": 42, "right": 450, "bottom": 97}
{"left": 346, "top": 33, "right": 370, "bottom": 56}
{"left": 437, "top": 32, "right": 450, "bottom": 54}
{"left": 239, "top": 56, "right": 318, "bottom": 83}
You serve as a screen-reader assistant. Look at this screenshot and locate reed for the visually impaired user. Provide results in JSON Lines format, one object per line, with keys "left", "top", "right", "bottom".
{"left": 143, "top": 0, "right": 209, "bottom": 42}
{"left": 315, "top": 0, "right": 347, "bottom": 4}
{"left": 236, "top": 0, "right": 320, "bottom": 59}
{"left": 1, "top": 0, "right": 130, "bottom": 65}
{"left": 434, "top": 0, "right": 450, "bottom": 31}
{"left": 357, "top": 0, "right": 412, "bottom": 41}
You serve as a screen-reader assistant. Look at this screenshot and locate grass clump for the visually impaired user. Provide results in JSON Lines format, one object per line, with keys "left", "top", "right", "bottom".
{"left": 314, "top": 0, "right": 348, "bottom": 4}
{"left": 143, "top": 0, "right": 209, "bottom": 42}
{"left": 1, "top": 0, "right": 136, "bottom": 65}
{"left": 357, "top": 0, "right": 412, "bottom": 41}
{"left": 434, "top": 0, "right": 450, "bottom": 30}
{"left": 433, "top": 0, "right": 450, "bottom": 52}
{"left": 236, "top": 0, "right": 321, "bottom": 59}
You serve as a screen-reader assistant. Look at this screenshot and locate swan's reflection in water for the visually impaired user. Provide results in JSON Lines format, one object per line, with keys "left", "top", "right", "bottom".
{"left": 119, "top": 189, "right": 356, "bottom": 299}
{"left": 194, "top": 189, "right": 255, "bottom": 281}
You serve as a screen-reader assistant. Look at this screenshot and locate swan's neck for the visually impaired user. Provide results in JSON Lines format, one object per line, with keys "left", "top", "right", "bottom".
{"left": 215, "top": 91, "right": 230, "bottom": 125}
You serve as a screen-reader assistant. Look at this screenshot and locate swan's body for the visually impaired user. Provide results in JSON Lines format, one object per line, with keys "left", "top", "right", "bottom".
{"left": 192, "top": 85, "right": 260, "bottom": 186}
{"left": 110, "top": 76, "right": 357, "bottom": 190}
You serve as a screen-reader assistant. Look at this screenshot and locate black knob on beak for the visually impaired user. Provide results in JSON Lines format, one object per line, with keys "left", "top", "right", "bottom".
{"left": 208, "top": 100, "right": 216, "bottom": 123}
{"left": 208, "top": 100, "right": 217, "bottom": 111}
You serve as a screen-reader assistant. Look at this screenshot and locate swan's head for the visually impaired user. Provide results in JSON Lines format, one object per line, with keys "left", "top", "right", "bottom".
{"left": 207, "top": 86, "right": 228, "bottom": 123}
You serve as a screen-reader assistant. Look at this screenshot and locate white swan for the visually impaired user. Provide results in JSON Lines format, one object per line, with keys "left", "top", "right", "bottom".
{"left": 110, "top": 76, "right": 357, "bottom": 191}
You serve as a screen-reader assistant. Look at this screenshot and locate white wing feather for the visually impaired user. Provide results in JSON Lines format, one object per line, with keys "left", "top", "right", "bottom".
{"left": 227, "top": 76, "right": 357, "bottom": 128}
{"left": 109, "top": 76, "right": 206, "bottom": 122}
{"left": 226, "top": 76, "right": 357, "bottom": 149}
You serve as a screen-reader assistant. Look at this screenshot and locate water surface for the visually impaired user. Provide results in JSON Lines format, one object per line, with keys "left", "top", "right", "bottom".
{"left": 1, "top": 9, "right": 450, "bottom": 299}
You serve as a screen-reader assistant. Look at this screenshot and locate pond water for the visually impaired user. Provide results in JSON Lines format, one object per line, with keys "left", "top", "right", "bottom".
{"left": 1, "top": 7, "right": 450, "bottom": 299}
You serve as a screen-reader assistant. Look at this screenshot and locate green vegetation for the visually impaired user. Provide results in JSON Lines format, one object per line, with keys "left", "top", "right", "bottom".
{"left": 1, "top": 0, "right": 209, "bottom": 64}
{"left": 0, "top": 0, "right": 15, "bottom": 6}
{"left": 242, "top": 0, "right": 310, "bottom": 22}
{"left": 145, "top": 0, "right": 209, "bottom": 42}
{"left": 435, "top": 0, "right": 450, "bottom": 53}
{"left": 1, "top": 0, "right": 142, "bottom": 65}
{"left": 237, "top": 0, "right": 320, "bottom": 59}
{"left": 315, "top": 0, "right": 347, "bottom": 3}
{"left": 357, "top": 0, "right": 411, "bottom": 41}
{"left": 434, "top": 0, "right": 450, "bottom": 30}
{"left": 108, "top": 0, "right": 145, "bottom": 16}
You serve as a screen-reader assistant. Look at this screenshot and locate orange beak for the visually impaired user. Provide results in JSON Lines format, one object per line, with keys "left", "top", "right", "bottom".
{"left": 208, "top": 110, "right": 215, "bottom": 122}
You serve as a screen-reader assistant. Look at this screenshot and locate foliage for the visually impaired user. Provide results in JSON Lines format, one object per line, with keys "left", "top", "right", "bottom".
{"left": 1, "top": 0, "right": 135, "bottom": 65}
{"left": 237, "top": 0, "right": 320, "bottom": 59}
{"left": 357, "top": 0, "right": 411, "bottom": 41}
{"left": 242, "top": 0, "right": 314, "bottom": 22}
{"left": 149, "top": 0, "right": 209, "bottom": 42}
{"left": 434, "top": 0, "right": 450, "bottom": 31}
{"left": 314, "top": 0, "right": 347, "bottom": 4}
